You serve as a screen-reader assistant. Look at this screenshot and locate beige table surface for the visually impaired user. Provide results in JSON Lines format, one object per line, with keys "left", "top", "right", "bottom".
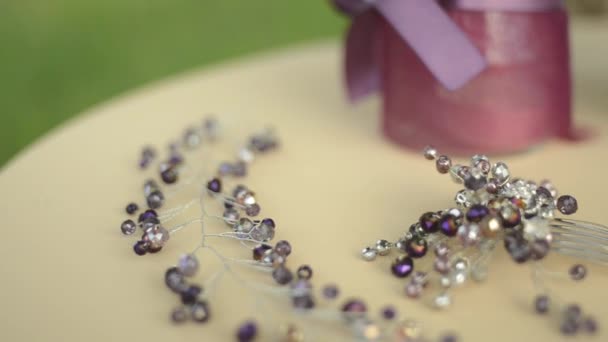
{"left": 1, "top": 19, "right": 608, "bottom": 342}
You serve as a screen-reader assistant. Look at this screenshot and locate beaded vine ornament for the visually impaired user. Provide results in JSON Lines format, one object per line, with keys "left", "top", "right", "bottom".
{"left": 362, "top": 146, "right": 603, "bottom": 336}
{"left": 120, "top": 118, "right": 455, "bottom": 341}
{"left": 120, "top": 118, "right": 604, "bottom": 340}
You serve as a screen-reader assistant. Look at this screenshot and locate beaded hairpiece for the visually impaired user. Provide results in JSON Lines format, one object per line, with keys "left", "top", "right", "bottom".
{"left": 362, "top": 146, "right": 605, "bottom": 335}
{"left": 120, "top": 118, "right": 456, "bottom": 341}
{"left": 119, "top": 120, "right": 604, "bottom": 341}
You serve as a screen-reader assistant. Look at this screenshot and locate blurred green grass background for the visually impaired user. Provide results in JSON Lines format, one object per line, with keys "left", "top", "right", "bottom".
{"left": 0, "top": 0, "right": 345, "bottom": 166}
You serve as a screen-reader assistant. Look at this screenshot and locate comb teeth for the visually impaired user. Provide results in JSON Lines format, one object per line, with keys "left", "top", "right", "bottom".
{"left": 550, "top": 218, "right": 608, "bottom": 265}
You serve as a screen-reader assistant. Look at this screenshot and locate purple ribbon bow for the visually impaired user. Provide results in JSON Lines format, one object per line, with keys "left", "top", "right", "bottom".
{"left": 335, "top": 0, "right": 563, "bottom": 100}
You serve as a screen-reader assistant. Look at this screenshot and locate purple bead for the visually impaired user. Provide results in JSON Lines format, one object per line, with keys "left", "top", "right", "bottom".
{"left": 560, "top": 320, "right": 579, "bottom": 335}
{"left": 405, "top": 237, "right": 427, "bottom": 258}
{"left": 557, "top": 195, "right": 578, "bottom": 215}
{"left": 569, "top": 264, "right": 587, "bottom": 281}
{"left": 440, "top": 333, "right": 459, "bottom": 342}
{"left": 381, "top": 306, "right": 396, "bottom": 320}
{"left": 534, "top": 295, "right": 550, "bottom": 314}
{"left": 170, "top": 307, "right": 188, "bottom": 324}
{"left": 181, "top": 285, "right": 202, "bottom": 305}
{"left": 168, "top": 153, "right": 183, "bottom": 166}
{"left": 237, "top": 321, "right": 258, "bottom": 342}
{"left": 466, "top": 205, "right": 489, "bottom": 222}
{"left": 274, "top": 240, "right": 292, "bottom": 257}
{"left": 207, "top": 178, "right": 222, "bottom": 193}
{"left": 252, "top": 244, "right": 272, "bottom": 261}
{"left": 219, "top": 162, "right": 234, "bottom": 176}
{"left": 292, "top": 295, "right": 315, "bottom": 309}
{"left": 261, "top": 218, "right": 275, "bottom": 229}
{"left": 133, "top": 240, "right": 148, "bottom": 256}
{"left": 233, "top": 161, "right": 247, "bottom": 177}
{"left": 438, "top": 214, "right": 458, "bottom": 237}
{"left": 419, "top": 212, "right": 440, "bottom": 233}
{"left": 322, "top": 284, "right": 339, "bottom": 299}
{"left": 191, "top": 301, "right": 211, "bottom": 323}
{"left": 391, "top": 256, "right": 414, "bottom": 278}
{"left": 165, "top": 267, "right": 188, "bottom": 293}
{"left": 245, "top": 203, "right": 261, "bottom": 217}
{"left": 138, "top": 209, "right": 158, "bottom": 223}
{"left": 341, "top": 299, "right": 367, "bottom": 314}
{"left": 296, "top": 265, "right": 313, "bottom": 280}
{"left": 139, "top": 158, "right": 150, "bottom": 169}
{"left": 125, "top": 202, "right": 139, "bottom": 215}
{"left": 146, "top": 190, "right": 164, "bottom": 209}
{"left": 272, "top": 266, "right": 293, "bottom": 285}
{"left": 564, "top": 304, "right": 582, "bottom": 320}
{"left": 160, "top": 166, "right": 178, "bottom": 184}
{"left": 583, "top": 317, "right": 598, "bottom": 334}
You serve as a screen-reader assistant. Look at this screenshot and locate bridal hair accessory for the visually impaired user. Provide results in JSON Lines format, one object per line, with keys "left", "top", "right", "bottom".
{"left": 119, "top": 119, "right": 459, "bottom": 342}
{"left": 362, "top": 146, "right": 604, "bottom": 336}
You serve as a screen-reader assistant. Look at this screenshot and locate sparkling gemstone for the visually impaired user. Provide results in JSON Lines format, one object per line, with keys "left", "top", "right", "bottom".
{"left": 121, "top": 219, "right": 137, "bottom": 235}
{"left": 126, "top": 203, "right": 138, "bottom": 215}
{"left": 466, "top": 205, "right": 489, "bottom": 222}
{"left": 436, "top": 155, "right": 452, "bottom": 174}
{"left": 438, "top": 214, "right": 459, "bottom": 237}
{"left": 178, "top": 254, "right": 199, "bottom": 277}
{"left": 322, "top": 284, "right": 339, "bottom": 299}
{"left": 423, "top": 146, "right": 438, "bottom": 160}
{"left": 405, "top": 237, "right": 427, "bottom": 258}
{"left": 375, "top": 239, "right": 392, "bottom": 256}
{"left": 419, "top": 212, "right": 440, "bottom": 233}
{"left": 272, "top": 266, "right": 293, "bottom": 285}
{"left": 569, "top": 264, "right": 587, "bottom": 281}
{"left": 361, "top": 247, "right": 377, "bottom": 261}
{"left": 191, "top": 301, "right": 210, "bottom": 323}
{"left": 557, "top": 195, "right": 578, "bottom": 215}
{"left": 391, "top": 256, "right": 414, "bottom": 278}
{"left": 491, "top": 162, "right": 510, "bottom": 185}
{"left": 206, "top": 178, "right": 222, "bottom": 193}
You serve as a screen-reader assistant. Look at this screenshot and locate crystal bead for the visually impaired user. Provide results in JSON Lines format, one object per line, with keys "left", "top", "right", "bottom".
{"left": 419, "top": 212, "right": 440, "bottom": 233}
{"left": 439, "top": 275, "right": 452, "bottom": 288}
{"left": 160, "top": 164, "right": 178, "bottom": 184}
{"left": 146, "top": 190, "right": 165, "bottom": 209}
{"left": 165, "top": 267, "right": 188, "bottom": 293}
{"left": 436, "top": 155, "right": 452, "bottom": 174}
{"left": 126, "top": 203, "right": 138, "bottom": 215}
{"left": 491, "top": 162, "right": 510, "bottom": 185}
{"left": 133, "top": 240, "right": 149, "bottom": 256}
{"left": 275, "top": 240, "right": 292, "bottom": 257}
{"left": 438, "top": 214, "right": 459, "bottom": 237}
{"left": 405, "top": 282, "right": 422, "bottom": 298}
{"left": 250, "top": 220, "right": 275, "bottom": 242}
{"left": 434, "top": 258, "right": 450, "bottom": 275}
{"left": 170, "top": 307, "right": 188, "bottom": 324}
{"left": 391, "top": 256, "right": 414, "bottom": 278}
{"left": 361, "top": 247, "right": 377, "bottom": 261}
{"left": 434, "top": 242, "right": 450, "bottom": 258}
{"left": 466, "top": 205, "right": 489, "bottom": 222}
{"left": 451, "top": 271, "right": 467, "bottom": 286}
{"left": 236, "top": 321, "right": 258, "bottom": 342}
{"left": 245, "top": 203, "right": 260, "bottom": 217}
{"left": 405, "top": 237, "right": 427, "bottom": 258}
{"left": 457, "top": 223, "right": 481, "bottom": 247}
{"left": 207, "top": 178, "right": 222, "bottom": 193}
{"left": 452, "top": 257, "right": 469, "bottom": 272}
{"left": 144, "top": 179, "right": 159, "bottom": 197}
{"left": 143, "top": 225, "right": 169, "bottom": 249}
{"left": 233, "top": 218, "right": 254, "bottom": 234}
{"left": 237, "top": 147, "right": 255, "bottom": 163}
{"left": 557, "top": 195, "right": 578, "bottom": 215}
{"left": 178, "top": 254, "right": 199, "bottom": 277}
{"left": 463, "top": 168, "right": 487, "bottom": 191}
{"left": 449, "top": 165, "right": 465, "bottom": 184}
{"left": 433, "top": 293, "right": 452, "bottom": 309}
{"left": 121, "top": 219, "right": 137, "bottom": 235}
{"left": 191, "top": 301, "right": 210, "bottom": 323}
{"left": 183, "top": 128, "right": 201, "bottom": 148}
{"left": 273, "top": 266, "right": 293, "bottom": 285}
{"left": 540, "top": 179, "right": 558, "bottom": 197}
{"left": 569, "top": 264, "right": 587, "bottom": 281}
{"left": 322, "top": 284, "right": 339, "bottom": 299}
{"left": 375, "top": 239, "right": 392, "bottom": 256}
{"left": 454, "top": 190, "right": 474, "bottom": 208}
{"left": 223, "top": 208, "right": 240, "bottom": 226}
{"left": 480, "top": 215, "right": 502, "bottom": 238}
{"left": 423, "top": 146, "right": 438, "bottom": 160}
{"left": 252, "top": 244, "right": 272, "bottom": 261}
{"left": 181, "top": 285, "right": 202, "bottom": 305}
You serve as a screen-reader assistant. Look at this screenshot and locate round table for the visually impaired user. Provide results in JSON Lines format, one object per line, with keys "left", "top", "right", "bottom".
{"left": 2, "top": 20, "right": 608, "bottom": 342}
